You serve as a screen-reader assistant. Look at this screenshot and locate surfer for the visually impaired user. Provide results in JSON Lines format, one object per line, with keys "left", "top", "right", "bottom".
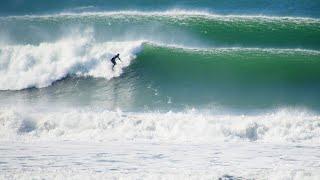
{"left": 110, "top": 53, "right": 121, "bottom": 70}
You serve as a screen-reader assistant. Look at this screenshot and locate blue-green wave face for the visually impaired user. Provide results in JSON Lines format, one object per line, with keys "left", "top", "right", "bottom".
{"left": 131, "top": 44, "right": 320, "bottom": 110}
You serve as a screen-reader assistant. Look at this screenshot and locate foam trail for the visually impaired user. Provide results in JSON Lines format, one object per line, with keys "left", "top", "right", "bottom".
{"left": 0, "top": 35, "right": 143, "bottom": 90}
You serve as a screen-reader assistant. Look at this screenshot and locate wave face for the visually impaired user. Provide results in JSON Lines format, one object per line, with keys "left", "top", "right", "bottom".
{"left": 132, "top": 44, "right": 320, "bottom": 110}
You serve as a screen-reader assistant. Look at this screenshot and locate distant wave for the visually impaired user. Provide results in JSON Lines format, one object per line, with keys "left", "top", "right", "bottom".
{"left": 2, "top": 10, "right": 320, "bottom": 21}
{"left": 2, "top": 10, "right": 319, "bottom": 50}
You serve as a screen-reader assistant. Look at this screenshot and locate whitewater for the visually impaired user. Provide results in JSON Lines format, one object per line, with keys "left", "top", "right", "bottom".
{"left": 0, "top": 34, "right": 143, "bottom": 90}
{"left": 1, "top": 2, "right": 320, "bottom": 179}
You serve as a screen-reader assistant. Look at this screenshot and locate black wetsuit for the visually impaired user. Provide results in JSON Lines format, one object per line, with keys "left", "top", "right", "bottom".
{"left": 111, "top": 57, "right": 116, "bottom": 66}
{"left": 110, "top": 54, "right": 120, "bottom": 69}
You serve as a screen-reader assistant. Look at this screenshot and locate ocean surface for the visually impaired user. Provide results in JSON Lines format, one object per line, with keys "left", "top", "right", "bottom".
{"left": 0, "top": 0, "right": 320, "bottom": 179}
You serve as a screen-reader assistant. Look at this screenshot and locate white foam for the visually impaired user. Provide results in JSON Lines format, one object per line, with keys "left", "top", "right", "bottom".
{"left": 0, "top": 34, "right": 143, "bottom": 90}
{"left": 0, "top": 107, "right": 319, "bottom": 143}
{"left": 2, "top": 9, "right": 319, "bottom": 22}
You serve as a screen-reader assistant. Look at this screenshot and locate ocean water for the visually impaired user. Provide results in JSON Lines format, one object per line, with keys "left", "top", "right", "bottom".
{"left": 0, "top": 1, "right": 320, "bottom": 179}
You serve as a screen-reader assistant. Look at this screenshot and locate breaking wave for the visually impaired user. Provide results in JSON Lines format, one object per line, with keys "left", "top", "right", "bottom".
{"left": 0, "top": 107, "right": 319, "bottom": 143}
{"left": 1, "top": 35, "right": 319, "bottom": 91}
{"left": 0, "top": 34, "right": 143, "bottom": 90}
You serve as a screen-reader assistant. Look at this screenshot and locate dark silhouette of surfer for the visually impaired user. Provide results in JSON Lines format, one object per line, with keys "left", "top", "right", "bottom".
{"left": 110, "top": 53, "right": 121, "bottom": 70}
